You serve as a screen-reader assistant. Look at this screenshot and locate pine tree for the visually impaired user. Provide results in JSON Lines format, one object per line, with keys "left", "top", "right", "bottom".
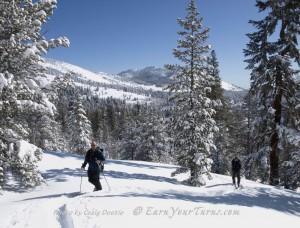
{"left": 0, "top": 170, "right": 3, "bottom": 191}
{"left": 206, "top": 50, "right": 233, "bottom": 175}
{"left": 66, "top": 93, "right": 92, "bottom": 154}
{"left": 106, "top": 101, "right": 117, "bottom": 137}
{"left": 120, "top": 123, "right": 138, "bottom": 161}
{"left": 90, "top": 109, "right": 104, "bottom": 143}
{"left": 119, "top": 100, "right": 127, "bottom": 139}
{"left": 135, "top": 106, "right": 171, "bottom": 163}
{"left": 165, "top": 0, "right": 220, "bottom": 186}
{"left": 244, "top": 0, "right": 300, "bottom": 186}
{"left": 120, "top": 103, "right": 143, "bottom": 160}
{"left": 28, "top": 114, "right": 53, "bottom": 149}
{"left": 51, "top": 72, "right": 75, "bottom": 151}
{"left": 206, "top": 50, "right": 224, "bottom": 103}
{"left": 0, "top": 0, "right": 69, "bottom": 188}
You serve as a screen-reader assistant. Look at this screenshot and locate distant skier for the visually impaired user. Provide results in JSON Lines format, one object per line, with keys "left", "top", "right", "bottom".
{"left": 81, "top": 141, "right": 105, "bottom": 191}
{"left": 231, "top": 156, "right": 241, "bottom": 187}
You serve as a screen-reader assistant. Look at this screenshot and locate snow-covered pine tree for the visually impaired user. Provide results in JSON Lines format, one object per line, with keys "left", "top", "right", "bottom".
{"left": 0, "top": 0, "right": 69, "bottom": 188}
{"left": 120, "top": 103, "right": 172, "bottom": 163}
{"left": 102, "top": 99, "right": 120, "bottom": 158}
{"left": 244, "top": 0, "right": 300, "bottom": 186}
{"left": 90, "top": 109, "right": 104, "bottom": 143}
{"left": 106, "top": 101, "right": 118, "bottom": 138}
{"left": 150, "top": 112, "right": 173, "bottom": 164}
{"left": 28, "top": 113, "right": 52, "bottom": 149}
{"left": 120, "top": 122, "right": 138, "bottom": 160}
{"left": 120, "top": 102, "right": 143, "bottom": 160}
{"left": 66, "top": 93, "right": 92, "bottom": 154}
{"left": 206, "top": 50, "right": 232, "bottom": 175}
{"left": 131, "top": 109, "right": 155, "bottom": 162}
{"left": 135, "top": 106, "right": 172, "bottom": 163}
{"left": 206, "top": 50, "right": 224, "bottom": 102}
{"left": 165, "top": 0, "right": 220, "bottom": 186}
{"left": 49, "top": 72, "right": 75, "bottom": 151}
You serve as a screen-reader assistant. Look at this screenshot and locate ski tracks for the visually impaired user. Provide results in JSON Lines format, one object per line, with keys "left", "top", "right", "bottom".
{"left": 4, "top": 190, "right": 103, "bottom": 228}
{"left": 65, "top": 194, "right": 103, "bottom": 228}
{"left": 5, "top": 196, "right": 74, "bottom": 228}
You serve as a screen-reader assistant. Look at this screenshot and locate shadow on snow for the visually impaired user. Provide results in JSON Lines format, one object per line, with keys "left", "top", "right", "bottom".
{"left": 44, "top": 150, "right": 83, "bottom": 160}
{"left": 21, "top": 151, "right": 300, "bottom": 216}
{"left": 86, "top": 188, "right": 300, "bottom": 216}
{"left": 109, "top": 159, "right": 177, "bottom": 170}
{"left": 16, "top": 192, "right": 82, "bottom": 202}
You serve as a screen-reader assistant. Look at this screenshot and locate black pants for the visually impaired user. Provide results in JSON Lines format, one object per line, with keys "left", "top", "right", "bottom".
{"left": 88, "top": 169, "right": 102, "bottom": 190}
{"left": 232, "top": 171, "right": 240, "bottom": 186}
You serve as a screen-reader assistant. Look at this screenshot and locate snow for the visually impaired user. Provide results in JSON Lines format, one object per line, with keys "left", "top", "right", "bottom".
{"left": 24, "top": 46, "right": 38, "bottom": 58}
{"left": 40, "top": 59, "right": 164, "bottom": 103}
{"left": 0, "top": 73, "right": 8, "bottom": 91}
{"left": 39, "top": 59, "right": 246, "bottom": 105}
{"left": 41, "top": 60, "right": 163, "bottom": 92}
{"left": 32, "top": 19, "right": 42, "bottom": 26}
{"left": 221, "top": 81, "right": 244, "bottom": 92}
{"left": 16, "top": 140, "right": 40, "bottom": 162}
{"left": 0, "top": 151, "right": 299, "bottom": 227}
{"left": 40, "top": 0, "right": 57, "bottom": 4}
{"left": 36, "top": 10, "right": 47, "bottom": 17}
{"left": 26, "top": 79, "right": 40, "bottom": 90}
{"left": 42, "top": 97, "right": 56, "bottom": 116}
{"left": 16, "top": 99, "right": 55, "bottom": 116}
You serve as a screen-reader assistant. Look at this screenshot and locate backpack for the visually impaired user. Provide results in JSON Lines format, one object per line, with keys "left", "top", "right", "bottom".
{"left": 232, "top": 158, "right": 241, "bottom": 171}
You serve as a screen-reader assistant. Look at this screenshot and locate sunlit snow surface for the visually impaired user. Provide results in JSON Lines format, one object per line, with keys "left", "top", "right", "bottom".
{"left": 0, "top": 151, "right": 299, "bottom": 228}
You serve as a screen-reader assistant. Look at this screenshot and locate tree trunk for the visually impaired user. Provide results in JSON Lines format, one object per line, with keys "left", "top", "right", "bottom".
{"left": 270, "top": 131, "right": 279, "bottom": 185}
{"left": 269, "top": 72, "right": 282, "bottom": 186}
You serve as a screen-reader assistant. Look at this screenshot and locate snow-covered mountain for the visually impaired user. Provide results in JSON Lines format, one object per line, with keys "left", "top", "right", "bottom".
{"left": 118, "top": 66, "right": 248, "bottom": 103}
{"left": 118, "top": 66, "right": 176, "bottom": 86}
{"left": 41, "top": 59, "right": 166, "bottom": 104}
{"left": 118, "top": 66, "right": 246, "bottom": 92}
{"left": 41, "top": 59, "right": 247, "bottom": 104}
{"left": 0, "top": 150, "right": 299, "bottom": 227}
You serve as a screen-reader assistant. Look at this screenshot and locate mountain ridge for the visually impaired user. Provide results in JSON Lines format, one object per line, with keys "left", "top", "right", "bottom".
{"left": 41, "top": 58, "right": 247, "bottom": 103}
{"left": 117, "top": 66, "right": 247, "bottom": 92}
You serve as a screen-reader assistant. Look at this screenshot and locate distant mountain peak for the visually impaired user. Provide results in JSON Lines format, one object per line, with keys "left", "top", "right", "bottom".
{"left": 118, "top": 66, "right": 246, "bottom": 92}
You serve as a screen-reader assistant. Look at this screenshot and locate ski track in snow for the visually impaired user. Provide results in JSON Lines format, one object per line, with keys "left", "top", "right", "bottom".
{"left": 1, "top": 151, "right": 300, "bottom": 228}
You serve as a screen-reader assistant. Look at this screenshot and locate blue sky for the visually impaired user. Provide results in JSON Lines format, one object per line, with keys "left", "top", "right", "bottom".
{"left": 44, "top": 0, "right": 261, "bottom": 89}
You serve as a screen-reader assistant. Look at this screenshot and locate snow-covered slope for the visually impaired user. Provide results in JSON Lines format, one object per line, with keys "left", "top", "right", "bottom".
{"left": 0, "top": 151, "right": 299, "bottom": 227}
{"left": 41, "top": 59, "right": 247, "bottom": 104}
{"left": 42, "top": 59, "right": 162, "bottom": 91}
{"left": 118, "top": 66, "right": 248, "bottom": 103}
{"left": 221, "top": 81, "right": 245, "bottom": 92}
{"left": 118, "top": 66, "right": 175, "bottom": 86}
{"left": 41, "top": 59, "right": 165, "bottom": 103}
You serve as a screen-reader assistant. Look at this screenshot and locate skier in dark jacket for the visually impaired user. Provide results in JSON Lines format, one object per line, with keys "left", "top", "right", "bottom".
{"left": 81, "top": 141, "right": 105, "bottom": 191}
{"left": 231, "top": 156, "right": 241, "bottom": 187}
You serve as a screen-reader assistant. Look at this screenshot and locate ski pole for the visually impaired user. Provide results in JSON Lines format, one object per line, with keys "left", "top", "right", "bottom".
{"left": 98, "top": 163, "right": 111, "bottom": 191}
{"left": 101, "top": 171, "right": 111, "bottom": 191}
{"left": 80, "top": 168, "right": 83, "bottom": 193}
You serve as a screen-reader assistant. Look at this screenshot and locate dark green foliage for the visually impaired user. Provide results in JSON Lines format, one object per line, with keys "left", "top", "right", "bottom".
{"left": 244, "top": 0, "right": 300, "bottom": 187}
